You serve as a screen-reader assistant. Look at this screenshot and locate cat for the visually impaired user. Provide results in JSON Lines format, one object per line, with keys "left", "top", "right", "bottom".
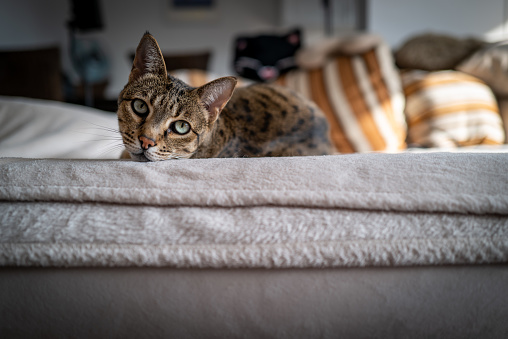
{"left": 234, "top": 29, "right": 301, "bottom": 82}
{"left": 117, "top": 32, "right": 335, "bottom": 161}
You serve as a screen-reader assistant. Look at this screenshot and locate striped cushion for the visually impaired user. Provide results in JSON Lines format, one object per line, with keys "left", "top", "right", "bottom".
{"left": 277, "top": 44, "right": 407, "bottom": 153}
{"left": 402, "top": 70, "right": 505, "bottom": 147}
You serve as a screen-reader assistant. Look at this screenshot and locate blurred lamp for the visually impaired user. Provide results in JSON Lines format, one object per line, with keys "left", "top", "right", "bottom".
{"left": 68, "top": 0, "right": 108, "bottom": 106}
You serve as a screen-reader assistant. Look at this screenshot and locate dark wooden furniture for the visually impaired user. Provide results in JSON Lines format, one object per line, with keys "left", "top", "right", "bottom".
{"left": 0, "top": 46, "right": 63, "bottom": 101}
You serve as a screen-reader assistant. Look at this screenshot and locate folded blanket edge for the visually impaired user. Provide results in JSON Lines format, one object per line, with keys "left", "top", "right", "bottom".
{"left": 1, "top": 187, "right": 507, "bottom": 215}
{"left": 1, "top": 237, "right": 507, "bottom": 269}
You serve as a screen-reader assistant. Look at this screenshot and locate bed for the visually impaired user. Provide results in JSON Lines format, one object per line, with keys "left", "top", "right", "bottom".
{"left": 0, "top": 95, "right": 507, "bottom": 338}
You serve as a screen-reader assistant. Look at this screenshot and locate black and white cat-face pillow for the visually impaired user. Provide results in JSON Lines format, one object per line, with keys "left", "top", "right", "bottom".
{"left": 233, "top": 29, "right": 301, "bottom": 82}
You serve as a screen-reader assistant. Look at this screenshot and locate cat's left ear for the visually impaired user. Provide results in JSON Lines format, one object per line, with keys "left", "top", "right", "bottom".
{"left": 129, "top": 32, "right": 167, "bottom": 82}
{"left": 197, "top": 77, "right": 237, "bottom": 123}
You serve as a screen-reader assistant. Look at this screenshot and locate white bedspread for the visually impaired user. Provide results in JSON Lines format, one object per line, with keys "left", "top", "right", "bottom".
{"left": 1, "top": 153, "right": 507, "bottom": 268}
{"left": 1, "top": 96, "right": 507, "bottom": 338}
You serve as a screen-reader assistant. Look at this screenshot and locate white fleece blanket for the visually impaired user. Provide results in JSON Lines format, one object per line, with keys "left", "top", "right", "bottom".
{"left": 1, "top": 153, "right": 507, "bottom": 269}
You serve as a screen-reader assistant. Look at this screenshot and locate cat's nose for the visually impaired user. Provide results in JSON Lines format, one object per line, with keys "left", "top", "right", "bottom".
{"left": 139, "top": 135, "right": 157, "bottom": 150}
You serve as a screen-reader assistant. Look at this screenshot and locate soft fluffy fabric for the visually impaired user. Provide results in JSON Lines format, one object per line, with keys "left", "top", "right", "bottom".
{"left": 402, "top": 70, "right": 505, "bottom": 147}
{"left": 1, "top": 153, "right": 507, "bottom": 268}
{"left": 278, "top": 35, "right": 406, "bottom": 153}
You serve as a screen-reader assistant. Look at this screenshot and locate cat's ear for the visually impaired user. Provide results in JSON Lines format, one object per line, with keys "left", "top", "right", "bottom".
{"left": 129, "top": 32, "right": 167, "bottom": 82}
{"left": 197, "top": 77, "right": 237, "bottom": 123}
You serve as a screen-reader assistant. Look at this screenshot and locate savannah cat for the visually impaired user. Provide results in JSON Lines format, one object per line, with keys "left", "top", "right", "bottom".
{"left": 117, "top": 32, "right": 335, "bottom": 161}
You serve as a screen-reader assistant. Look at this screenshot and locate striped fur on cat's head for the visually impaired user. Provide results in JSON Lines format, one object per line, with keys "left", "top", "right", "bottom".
{"left": 117, "top": 32, "right": 237, "bottom": 161}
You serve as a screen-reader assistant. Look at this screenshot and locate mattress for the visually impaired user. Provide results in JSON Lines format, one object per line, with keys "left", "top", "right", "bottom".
{"left": 1, "top": 265, "right": 507, "bottom": 338}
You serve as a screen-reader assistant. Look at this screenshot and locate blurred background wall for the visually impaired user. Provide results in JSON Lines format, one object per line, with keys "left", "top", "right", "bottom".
{"left": 0, "top": 0, "right": 506, "bottom": 100}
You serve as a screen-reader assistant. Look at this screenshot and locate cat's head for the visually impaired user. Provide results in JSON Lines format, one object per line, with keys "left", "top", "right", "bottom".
{"left": 117, "top": 32, "right": 237, "bottom": 161}
{"left": 234, "top": 29, "right": 301, "bottom": 82}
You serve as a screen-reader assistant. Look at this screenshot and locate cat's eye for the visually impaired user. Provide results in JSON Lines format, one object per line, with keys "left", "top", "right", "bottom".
{"left": 131, "top": 99, "right": 148, "bottom": 116}
{"left": 170, "top": 120, "right": 191, "bottom": 135}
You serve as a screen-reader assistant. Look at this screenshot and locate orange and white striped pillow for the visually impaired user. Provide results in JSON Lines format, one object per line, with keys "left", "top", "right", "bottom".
{"left": 402, "top": 70, "right": 505, "bottom": 147}
{"left": 277, "top": 44, "right": 407, "bottom": 153}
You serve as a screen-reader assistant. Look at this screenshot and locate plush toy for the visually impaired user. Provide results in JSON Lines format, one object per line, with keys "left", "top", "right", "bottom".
{"left": 233, "top": 29, "right": 301, "bottom": 82}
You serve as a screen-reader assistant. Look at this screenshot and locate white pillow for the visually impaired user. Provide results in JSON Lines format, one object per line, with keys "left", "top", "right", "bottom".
{"left": 0, "top": 96, "right": 123, "bottom": 159}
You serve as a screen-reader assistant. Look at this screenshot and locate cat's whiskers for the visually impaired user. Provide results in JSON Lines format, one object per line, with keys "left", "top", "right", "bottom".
{"left": 147, "top": 147, "right": 191, "bottom": 160}
{"left": 74, "top": 132, "right": 124, "bottom": 142}
{"left": 95, "top": 143, "right": 126, "bottom": 157}
{"left": 72, "top": 120, "right": 128, "bottom": 158}
{"left": 76, "top": 121, "right": 124, "bottom": 138}
{"left": 81, "top": 120, "right": 122, "bottom": 133}
{"left": 124, "top": 143, "right": 141, "bottom": 154}
{"left": 169, "top": 152, "right": 193, "bottom": 160}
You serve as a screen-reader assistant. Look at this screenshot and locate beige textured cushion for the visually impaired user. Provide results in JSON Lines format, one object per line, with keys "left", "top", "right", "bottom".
{"left": 278, "top": 40, "right": 406, "bottom": 153}
{"left": 395, "top": 33, "right": 485, "bottom": 71}
{"left": 402, "top": 70, "right": 505, "bottom": 147}
{"left": 496, "top": 99, "right": 508, "bottom": 142}
{"left": 456, "top": 40, "right": 508, "bottom": 97}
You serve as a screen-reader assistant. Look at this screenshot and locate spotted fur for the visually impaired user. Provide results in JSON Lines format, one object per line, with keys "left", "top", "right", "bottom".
{"left": 117, "top": 33, "right": 335, "bottom": 161}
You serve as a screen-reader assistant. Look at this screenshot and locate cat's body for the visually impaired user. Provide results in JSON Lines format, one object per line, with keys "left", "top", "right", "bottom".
{"left": 192, "top": 82, "right": 332, "bottom": 158}
{"left": 117, "top": 33, "right": 335, "bottom": 161}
